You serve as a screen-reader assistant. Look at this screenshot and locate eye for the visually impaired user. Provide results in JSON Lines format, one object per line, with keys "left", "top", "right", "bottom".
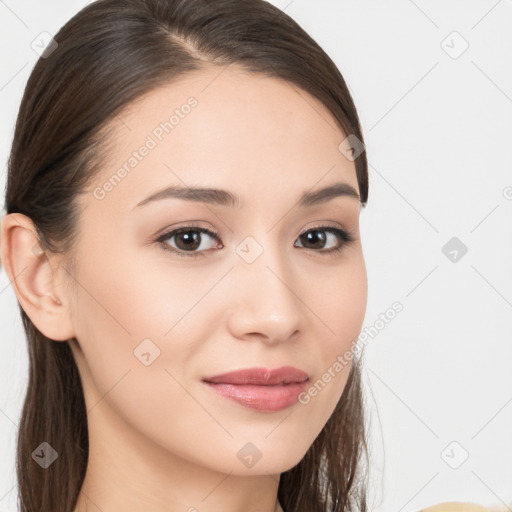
{"left": 156, "top": 226, "right": 221, "bottom": 258}
{"left": 155, "top": 224, "right": 355, "bottom": 258}
{"left": 295, "top": 225, "right": 354, "bottom": 254}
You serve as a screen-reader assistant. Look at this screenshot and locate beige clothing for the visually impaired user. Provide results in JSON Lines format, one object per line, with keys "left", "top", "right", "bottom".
{"left": 419, "top": 502, "right": 511, "bottom": 512}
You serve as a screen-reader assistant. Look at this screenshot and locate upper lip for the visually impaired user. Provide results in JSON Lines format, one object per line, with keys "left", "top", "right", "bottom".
{"left": 202, "top": 366, "right": 309, "bottom": 386}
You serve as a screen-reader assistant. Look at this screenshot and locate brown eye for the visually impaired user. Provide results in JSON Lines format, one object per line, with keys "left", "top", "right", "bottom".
{"left": 157, "top": 227, "right": 221, "bottom": 258}
{"left": 295, "top": 227, "right": 353, "bottom": 253}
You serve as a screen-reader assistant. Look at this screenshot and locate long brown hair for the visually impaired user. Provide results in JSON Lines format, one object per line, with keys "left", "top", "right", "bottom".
{"left": 3, "top": 1, "right": 370, "bottom": 510}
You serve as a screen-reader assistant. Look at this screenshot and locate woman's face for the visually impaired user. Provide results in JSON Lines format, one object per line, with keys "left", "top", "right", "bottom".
{"left": 65, "top": 65, "right": 367, "bottom": 476}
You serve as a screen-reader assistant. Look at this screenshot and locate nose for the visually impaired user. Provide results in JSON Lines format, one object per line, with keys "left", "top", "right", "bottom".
{"left": 226, "top": 238, "right": 304, "bottom": 346}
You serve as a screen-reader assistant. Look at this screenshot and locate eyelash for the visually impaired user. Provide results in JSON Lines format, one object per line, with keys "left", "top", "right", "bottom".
{"left": 156, "top": 224, "right": 355, "bottom": 259}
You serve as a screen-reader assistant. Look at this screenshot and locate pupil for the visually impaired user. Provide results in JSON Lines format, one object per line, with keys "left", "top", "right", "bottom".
{"left": 178, "top": 231, "right": 200, "bottom": 250}
{"left": 305, "top": 230, "right": 325, "bottom": 249}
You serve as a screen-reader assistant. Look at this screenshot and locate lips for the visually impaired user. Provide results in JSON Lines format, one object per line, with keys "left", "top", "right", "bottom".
{"left": 202, "top": 366, "right": 309, "bottom": 386}
{"left": 202, "top": 366, "right": 309, "bottom": 412}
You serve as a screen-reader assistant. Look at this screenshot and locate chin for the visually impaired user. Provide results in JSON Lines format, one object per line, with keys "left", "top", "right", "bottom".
{"left": 229, "top": 439, "right": 311, "bottom": 477}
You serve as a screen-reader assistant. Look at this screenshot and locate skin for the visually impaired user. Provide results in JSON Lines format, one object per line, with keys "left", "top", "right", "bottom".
{"left": 1, "top": 65, "right": 367, "bottom": 512}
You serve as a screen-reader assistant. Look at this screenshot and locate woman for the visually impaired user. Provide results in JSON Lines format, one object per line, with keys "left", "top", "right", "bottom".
{"left": 0, "top": 0, "right": 370, "bottom": 511}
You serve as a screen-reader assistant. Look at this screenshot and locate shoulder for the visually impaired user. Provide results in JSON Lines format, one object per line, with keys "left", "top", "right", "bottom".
{"left": 417, "top": 503, "right": 508, "bottom": 512}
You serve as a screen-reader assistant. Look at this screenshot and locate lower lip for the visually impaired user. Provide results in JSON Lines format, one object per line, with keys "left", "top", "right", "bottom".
{"left": 203, "top": 381, "right": 309, "bottom": 412}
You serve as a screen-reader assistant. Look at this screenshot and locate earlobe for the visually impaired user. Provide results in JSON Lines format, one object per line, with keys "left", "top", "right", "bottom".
{"left": 0, "top": 213, "right": 75, "bottom": 341}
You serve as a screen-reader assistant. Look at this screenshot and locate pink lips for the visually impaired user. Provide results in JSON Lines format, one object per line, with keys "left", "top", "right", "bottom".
{"left": 202, "top": 366, "right": 309, "bottom": 412}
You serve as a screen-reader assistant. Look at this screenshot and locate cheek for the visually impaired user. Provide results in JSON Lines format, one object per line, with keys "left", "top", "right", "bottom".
{"left": 68, "top": 245, "right": 183, "bottom": 396}
{"left": 297, "top": 253, "right": 366, "bottom": 416}
{"left": 69, "top": 239, "right": 226, "bottom": 391}
{"left": 311, "top": 252, "right": 367, "bottom": 358}
{"left": 69, "top": 253, "right": 230, "bottom": 465}
{"left": 72, "top": 239, "right": 214, "bottom": 344}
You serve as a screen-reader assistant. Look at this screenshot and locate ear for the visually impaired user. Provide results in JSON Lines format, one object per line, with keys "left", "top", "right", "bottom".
{"left": 0, "top": 212, "right": 76, "bottom": 341}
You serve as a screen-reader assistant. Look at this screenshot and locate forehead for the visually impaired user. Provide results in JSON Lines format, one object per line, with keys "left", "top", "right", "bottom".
{"left": 87, "top": 65, "right": 358, "bottom": 212}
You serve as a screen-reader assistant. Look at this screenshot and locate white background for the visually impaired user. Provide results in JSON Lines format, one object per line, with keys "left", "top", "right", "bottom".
{"left": 1, "top": 1, "right": 511, "bottom": 511}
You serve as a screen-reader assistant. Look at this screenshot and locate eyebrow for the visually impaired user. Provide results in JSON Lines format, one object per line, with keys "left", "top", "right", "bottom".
{"left": 134, "top": 182, "right": 360, "bottom": 210}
